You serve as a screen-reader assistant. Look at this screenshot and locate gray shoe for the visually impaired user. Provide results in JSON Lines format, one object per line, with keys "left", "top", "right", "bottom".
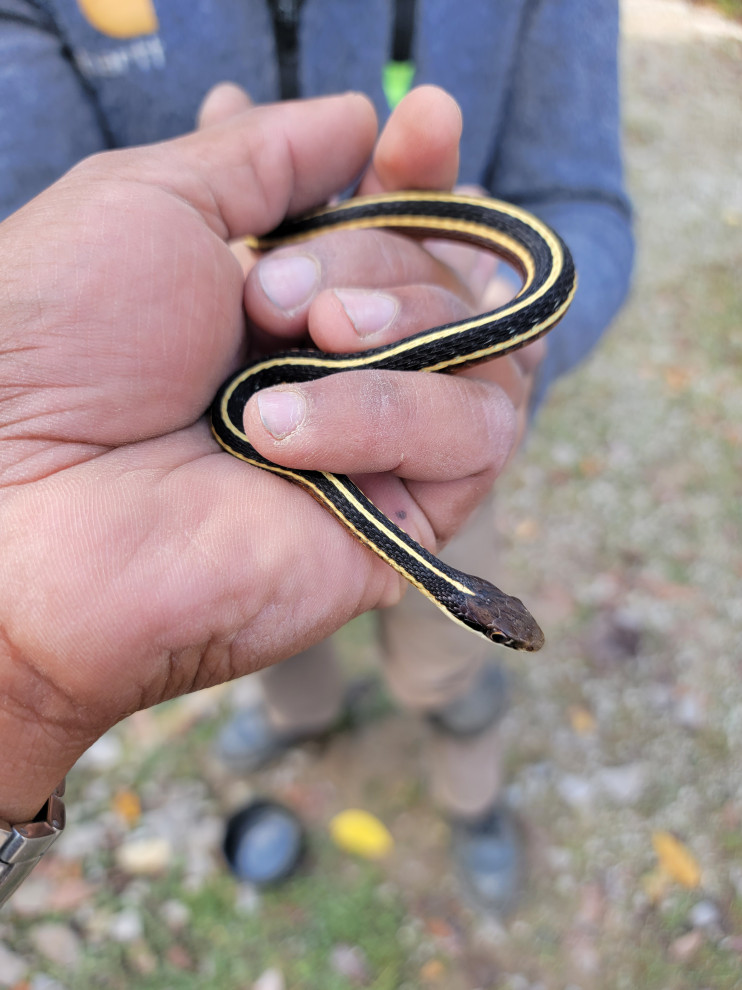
{"left": 216, "top": 675, "right": 389, "bottom": 774}
{"left": 451, "top": 804, "right": 524, "bottom": 916}
{"left": 215, "top": 704, "right": 314, "bottom": 774}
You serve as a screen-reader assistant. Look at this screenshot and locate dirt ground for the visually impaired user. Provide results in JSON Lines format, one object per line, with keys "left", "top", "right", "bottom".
{"left": 2, "top": 2, "right": 741, "bottom": 988}
{"left": 305, "top": 3, "right": 742, "bottom": 984}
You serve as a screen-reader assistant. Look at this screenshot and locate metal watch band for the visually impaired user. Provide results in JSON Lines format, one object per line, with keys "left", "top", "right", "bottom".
{"left": 0, "top": 780, "right": 66, "bottom": 908}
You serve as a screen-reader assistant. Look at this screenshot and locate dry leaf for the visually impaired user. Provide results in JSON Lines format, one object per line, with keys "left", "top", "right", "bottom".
{"left": 569, "top": 705, "right": 597, "bottom": 735}
{"left": 663, "top": 366, "right": 692, "bottom": 391}
{"left": 652, "top": 830, "right": 701, "bottom": 888}
{"left": 579, "top": 456, "right": 603, "bottom": 477}
{"left": 514, "top": 517, "right": 540, "bottom": 542}
{"left": 669, "top": 929, "right": 704, "bottom": 963}
{"left": 419, "top": 959, "right": 445, "bottom": 983}
{"left": 112, "top": 789, "right": 141, "bottom": 826}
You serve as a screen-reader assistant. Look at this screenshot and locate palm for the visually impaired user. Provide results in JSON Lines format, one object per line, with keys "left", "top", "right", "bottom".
{"left": 1, "top": 174, "right": 396, "bottom": 731}
{"left": 14, "top": 180, "right": 243, "bottom": 448}
{"left": 0, "top": 102, "right": 407, "bottom": 795}
{"left": 0, "top": 90, "right": 520, "bottom": 822}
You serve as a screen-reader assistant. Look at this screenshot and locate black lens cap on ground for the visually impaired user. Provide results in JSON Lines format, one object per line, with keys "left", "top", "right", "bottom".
{"left": 223, "top": 799, "right": 306, "bottom": 886}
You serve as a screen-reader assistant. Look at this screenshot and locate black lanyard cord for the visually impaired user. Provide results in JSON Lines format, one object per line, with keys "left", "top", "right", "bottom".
{"left": 266, "top": 0, "right": 417, "bottom": 103}
{"left": 266, "top": 0, "right": 306, "bottom": 100}
{"left": 391, "top": 0, "right": 416, "bottom": 64}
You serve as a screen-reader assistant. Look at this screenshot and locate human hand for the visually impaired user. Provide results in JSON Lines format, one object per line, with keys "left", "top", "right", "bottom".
{"left": 420, "top": 183, "right": 547, "bottom": 452}
{"left": 204, "top": 86, "right": 543, "bottom": 529}
{"left": 0, "top": 92, "right": 518, "bottom": 822}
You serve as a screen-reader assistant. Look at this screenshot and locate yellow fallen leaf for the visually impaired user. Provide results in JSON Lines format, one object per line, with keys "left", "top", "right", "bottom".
{"left": 579, "top": 456, "right": 603, "bottom": 478}
{"left": 652, "top": 830, "right": 701, "bottom": 888}
{"left": 569, "top": 705, "right": 597, "bottom": 735}
{"left": 663, "top": 366, "right": 692, "bottom": 392}
{"left": 419, "top": 959, "right": 445, "bottom": 983}
{"left": 514, "top": 517, "right": 540, "bottom": 542}
{"left": 112, "top": 789, "right": 141, "bottom": 826}
{"left": 329, "top": 809, "right": 393, "bottom": 860}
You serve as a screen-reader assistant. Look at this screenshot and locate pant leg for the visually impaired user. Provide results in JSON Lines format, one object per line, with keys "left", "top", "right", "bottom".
{"left": 378, "top": 493, "right": 508, "bottom": 820}
{"left": 260, "top": 640, "right": 345, "bottom": 736}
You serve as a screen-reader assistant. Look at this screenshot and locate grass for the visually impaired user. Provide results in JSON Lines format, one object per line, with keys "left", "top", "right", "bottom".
{"left": 699, "top": 0, "right": 742, "bottom": 20}
{"left": 27, "top": 848, "right": 412, "bottom": 990}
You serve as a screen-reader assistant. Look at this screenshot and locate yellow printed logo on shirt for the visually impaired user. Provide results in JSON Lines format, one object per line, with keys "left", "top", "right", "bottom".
{"left": 76, "top": 0, "right": 159, "bottom": 39}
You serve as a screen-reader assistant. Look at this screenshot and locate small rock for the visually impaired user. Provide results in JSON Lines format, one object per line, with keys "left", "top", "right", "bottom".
{"left": 31, "top": 976, "right": 69, "bottom": 990}
{"left": 116, "top": 836, "right": 172, "bottom": 875}
{"left": 730, "top": 865, "right": 742, "bottom": 899}
{"left": 8, "top": 874, "right": 54, "bottom": 916}
{"left": 557, "top": 774, "right": 595, "bottom": 810}
{"left": 503, "top": 975, "right": 530, "bottom": 990}
{"left": 330, "top": 943, "right": 370, "bottom": 984}
{"left": 575, "top": 883, "right": 606, "bottom": 928}
{"left": 79, "top": 908, "right": 113, "bottom": 943}
{"left": 253, "top": 968, "right": 285, "bottom": 990}
{"left": 161, "top": 899, "right": 191, "bottom": 931}
{"left": 30, "top": 923, "right": 82, "bottom": 968}
{"left": 127, "top": 943, "right": 158, "bottom": 976}
{"left": 235, "top": 883, "right": 261, "bottom": 915}
{"left": 182, "top": 845, "right": 218, "bottom": 891}
{"left": 76, "top": 731, "right": 123, "bottom": 769}
{"left": 108, "top": 909, "right": 143, "bottom": 943}
{"left": 546, "top": 847, "right": 574, "bottom": 872}
{"left": 55, "top": 820, "right": 110, "bottom": 861}
{"left": 690, "top": 899, "right": 721, "bottom": 931}
{"left": 594, "top": 763, "right": 647, "bottom": 805}
{"left": 0, "top": 943, "right": 29, "bottom": 986}
{"left": 586, "top": 609, "right": 642, "bottom": 668}
{"left": 166, "top": 944, "right": 194, "bottom": 970}
{"left": 567, "top": 930, "right": 600, "bottom": 975}
{"left": 669, "top": 929, "right": 704, "bottom": 962}
{"left": 48, "top": 877, "right": 99, "bottom": 913}
{"left": 673, "top": 688, "right": 707, "bottom": 730}
{"left": 120, "top": 879, "right": 149, "bottom": 908}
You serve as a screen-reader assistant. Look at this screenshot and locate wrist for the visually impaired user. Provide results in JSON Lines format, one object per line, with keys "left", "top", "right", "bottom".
{"left": 0, "top": 780, "right": 66, "bottom": 909}
{"left": 0, "top": 634, "right": 85, "bottom": 824}
{"left": 0, "top": 707, "right": 79, "bottom": 824}
{"left": 0, "top": 725, "right": 69, "bottom": 825}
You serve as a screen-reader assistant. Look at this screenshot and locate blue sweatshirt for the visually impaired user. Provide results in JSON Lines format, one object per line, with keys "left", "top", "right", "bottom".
{"left": 0, "top": 0, "right": 634, "bottom": 402}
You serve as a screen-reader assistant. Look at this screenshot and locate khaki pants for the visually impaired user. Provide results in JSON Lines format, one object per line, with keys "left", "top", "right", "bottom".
{"left": 260, "top": 496, "right": 506, "bottom": 820}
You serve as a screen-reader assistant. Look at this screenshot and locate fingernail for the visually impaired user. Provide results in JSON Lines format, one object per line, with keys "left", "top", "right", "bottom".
{"left": 334, "top": 289, "right": 398, "bottom": 338}
{"left": 259, "top": 254, "right": 320, "bottom": 311}
{"left": 257, "top": 389, "right": 306, "bottom": 439}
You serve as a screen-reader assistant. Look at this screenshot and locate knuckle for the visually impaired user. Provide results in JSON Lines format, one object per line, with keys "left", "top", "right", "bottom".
{"left": 358, "top": 372, "right": 415, "bottom": 441}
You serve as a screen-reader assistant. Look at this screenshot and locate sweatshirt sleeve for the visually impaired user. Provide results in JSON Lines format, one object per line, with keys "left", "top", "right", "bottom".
{"left": 0, "top": 1, "right": 108, "bottom": 220}
{"left": 484, "top": 0, "right": 635, "bottom": 406}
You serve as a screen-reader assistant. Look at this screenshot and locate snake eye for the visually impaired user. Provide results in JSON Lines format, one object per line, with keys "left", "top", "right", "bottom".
{"left": 456, "top": 574, "right": 545, "bottom": 652}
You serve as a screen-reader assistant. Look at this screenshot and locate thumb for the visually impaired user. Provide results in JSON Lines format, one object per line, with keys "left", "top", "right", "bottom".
{"left": 197, "top": 82, "right": 254, "bottom": 129}
{"left": 86, "top": 92, "right": 379, "bottom": 242}
{"left": 358, "top": 85, "right": 462, "bottom": 195}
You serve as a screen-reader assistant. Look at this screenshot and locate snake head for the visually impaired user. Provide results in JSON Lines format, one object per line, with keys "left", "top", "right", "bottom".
{"left": 459, "top": 576, "right": 545, "bottom": 652}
